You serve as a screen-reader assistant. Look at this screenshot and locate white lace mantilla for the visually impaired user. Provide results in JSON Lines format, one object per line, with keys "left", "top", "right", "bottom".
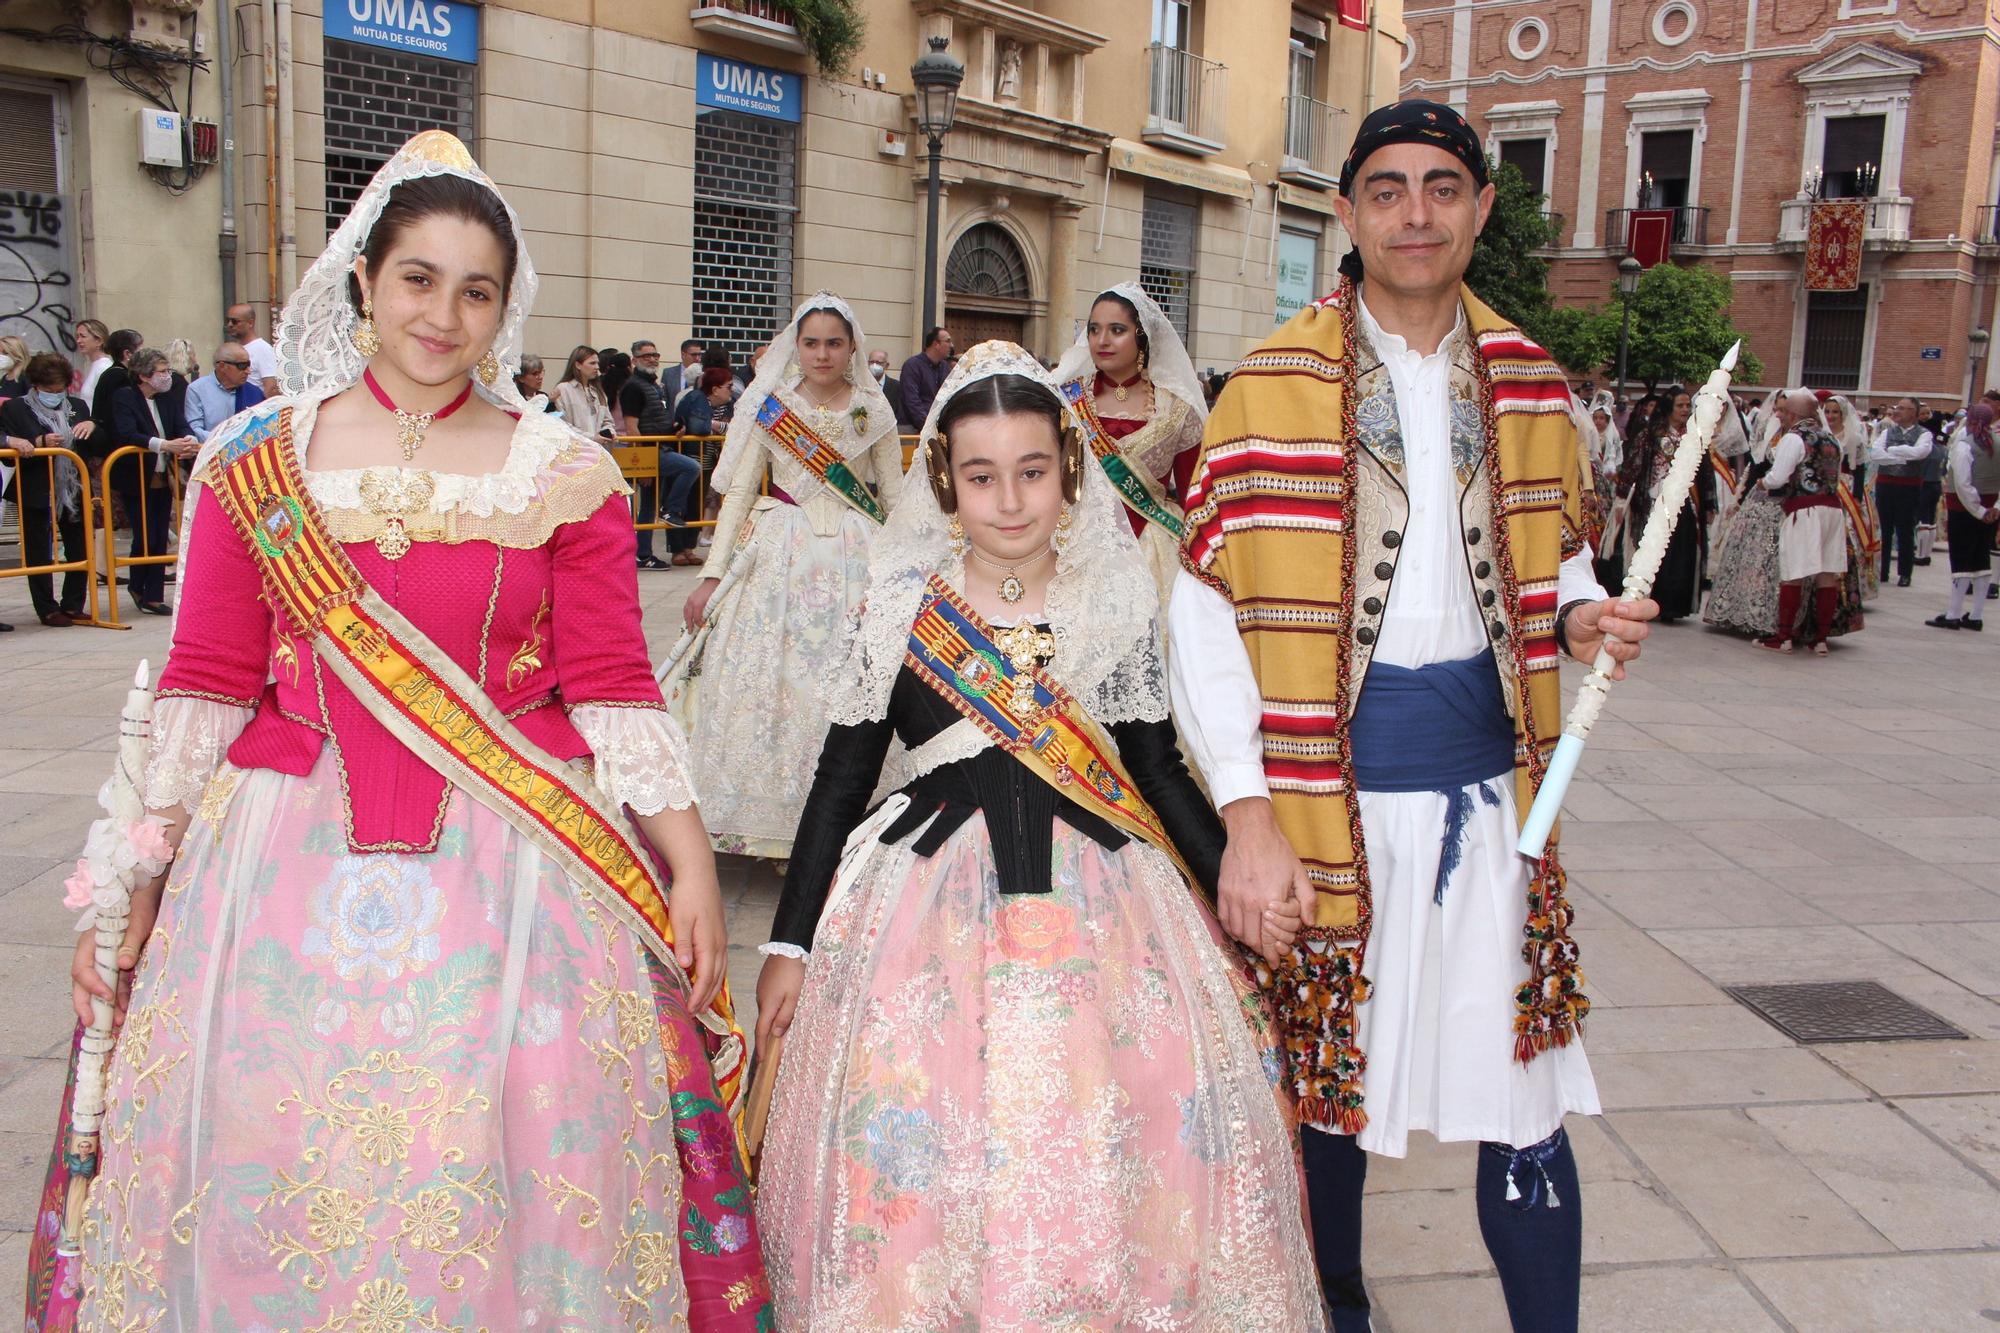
{"left": 302, "top": 406, "right": 572, "bottom": 517}
{"left": 145, "top": 697, "right": 255, "bottom": 810}
{"left": 571, "top": 705, "right": 698, "bottom": 816}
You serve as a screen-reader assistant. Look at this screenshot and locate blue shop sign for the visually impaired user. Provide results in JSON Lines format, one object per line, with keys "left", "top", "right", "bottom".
{"left": 1920, "top": 346, "right": 1944, "bottom": 360}
{"left": 325, "top": 0, "right": 479, "bottom": 65}
{"left": 697, "top": 53, "right": 801, "bottom": 123}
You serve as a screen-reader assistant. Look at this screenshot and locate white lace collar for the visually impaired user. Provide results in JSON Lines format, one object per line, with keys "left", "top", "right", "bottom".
{"left": 291, "top": 392, "right": 574, "bottom": 517}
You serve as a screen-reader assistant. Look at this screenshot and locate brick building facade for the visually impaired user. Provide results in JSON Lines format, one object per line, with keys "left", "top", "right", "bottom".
{"left": 1402, "top": 0, "right": 2000, "bottom": 403}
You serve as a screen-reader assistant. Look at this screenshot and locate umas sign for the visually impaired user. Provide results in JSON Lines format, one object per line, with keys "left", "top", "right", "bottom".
{"left": 325, "top": 0, "right": 479, "bottom": 64}
{"left": 696, "top": 53, "right": 801, "bottom": 123}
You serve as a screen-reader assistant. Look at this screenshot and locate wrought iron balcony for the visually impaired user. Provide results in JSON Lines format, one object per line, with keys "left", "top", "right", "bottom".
{"left": 1775, "top": 196, "right": 1912, "bottom": 247}
{"left": 1539, "top": 209, "right": 1566, "bottom": 245}
{"left": 1604, "top": 205, "right": 1710, "bottom": 251}
{"left": 1279, "top": 94, "right": 1342, "bottom": 189}
{"left": 689, "top": 0, "right": 807, "bottom": 54}
{"left": 1144, "top": 43, "right": 1228, "bottom": 156}
{"left": 1974, "top": 203, "right": 1999, "bottom": 247}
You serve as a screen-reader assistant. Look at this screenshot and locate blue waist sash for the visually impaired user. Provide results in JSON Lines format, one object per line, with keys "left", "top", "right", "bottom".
{"left": 1350, "top": 649, "right": 1515, "bottom": 794}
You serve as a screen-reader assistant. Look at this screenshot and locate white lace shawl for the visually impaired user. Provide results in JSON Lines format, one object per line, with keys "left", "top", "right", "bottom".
{"left": 831, "top": 341, "right": 1168, "bottom": 752}
{"left": 709, "top": 290, "right": 898, "bottom": 496}
{"left": 1051, "top": 280, "right": 1210, "bottom": 430}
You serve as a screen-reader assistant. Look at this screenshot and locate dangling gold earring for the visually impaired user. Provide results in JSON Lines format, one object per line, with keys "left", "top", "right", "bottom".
{"left": 352, "top": 298, "right": 381, "bottom": 357}
{"left": 477, "top": 349, "right": 502, "bottom": 386}
{"left": 1055, "top": 503, "right": 1074, "bottom": 550}
{"left": 948, "top": 513, "right": 967, "bottom": 556}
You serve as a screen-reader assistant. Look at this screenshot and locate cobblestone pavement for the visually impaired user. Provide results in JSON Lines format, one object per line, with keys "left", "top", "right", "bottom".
{"left": 2, "top": 556, "right": 1997, "bottom": 1328}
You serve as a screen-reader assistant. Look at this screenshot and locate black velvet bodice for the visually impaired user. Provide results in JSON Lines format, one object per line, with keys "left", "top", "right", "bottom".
{"left": 770, "top": 650, "right": 1224, "bottom": 952}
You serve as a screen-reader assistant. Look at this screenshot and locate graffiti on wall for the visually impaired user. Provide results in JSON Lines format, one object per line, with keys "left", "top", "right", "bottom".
{"left": 0, "top": 189, "right": 77, "bottom": 352}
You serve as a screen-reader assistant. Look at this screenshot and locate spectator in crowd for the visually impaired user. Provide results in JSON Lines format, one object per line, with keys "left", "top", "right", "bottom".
{"left": 513, "top": 353, "right": 560, "bottom": 413}
{"left": 868, "top": 348, "right": 906, "bottom": 428}
{"left": 105, "top": 347, "right": 197, "bottom": 615}
{"left": 89, "top": 328, "right": 144, "bottom": 430}
{"left": 735, "top": 342, "right": 771, "bottom": 390}
{"left": 1869, "top": 396, "right": 1933, "bottom": 587}
{"left": 224, "top": 302, "right": 281, "bottom": 396}
{"left": 654, "top": 365, "right": 729, "bottom": 566}
{"left": 670, "top": 338, "right": 705, "bottom": 398}
{"left": 72, "top": 318, "right": 111, "bottom": 399}
{"left": 0, "top": 334, "right": 30, "bottom": 397}
{"left": 553, "top": 344, "right": 615, "bottom": 438}
{"left": 165, "top": 337, "right": 200, "bottom": 382}
{"left": 0, "top": 350, "right": 96, "bottom": 628}
{"left": 600, "top": 349, "right": 633, "bottom": 435}
{"left": 899, "top": 324, "right": 954, "bottom": 427}
{"left": 621, "top": 337, "right": 685, "bottom": 571}
{"left": 183, "top": 341, "right": 267, "bottom": 441}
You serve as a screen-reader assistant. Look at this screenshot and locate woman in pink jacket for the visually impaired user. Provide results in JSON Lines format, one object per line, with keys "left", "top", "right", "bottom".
{"left": 34, "top": 133, "right": 770, "bottom": 1331}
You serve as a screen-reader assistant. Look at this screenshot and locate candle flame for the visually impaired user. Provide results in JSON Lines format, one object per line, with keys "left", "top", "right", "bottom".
{"left": 133, "top": 660, "right": 150, "bottom": 690}
{"left": 1721, "top": 341, "right": 1741, "bottom": 373}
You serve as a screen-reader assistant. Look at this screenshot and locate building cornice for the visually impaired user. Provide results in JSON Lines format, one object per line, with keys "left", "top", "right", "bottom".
{"left": 913, "top": 0, "right": 1108, "bottom": 57}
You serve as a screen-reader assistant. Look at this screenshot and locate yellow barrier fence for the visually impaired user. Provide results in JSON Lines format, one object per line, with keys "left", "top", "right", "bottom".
{"left": 610, "top": 433, "right": 924, "bottom": 544}
{"left": 0, "top": 445, "right": 116, "bottom": 628}
{"left": 93, "top": 446, "right": 185, "bottom": 630}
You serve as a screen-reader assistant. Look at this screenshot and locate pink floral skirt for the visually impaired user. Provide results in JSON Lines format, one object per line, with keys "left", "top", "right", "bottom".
{"left": 59, "top": 752, "right": 768, "bottom": 1330}
{"left": 756, "top": 812, "right": 1325, "bottom": 1330}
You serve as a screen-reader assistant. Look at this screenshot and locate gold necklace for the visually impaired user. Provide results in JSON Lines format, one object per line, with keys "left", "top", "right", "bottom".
{"left": 968, "top": 545, "right": 1052, "bottom": 604}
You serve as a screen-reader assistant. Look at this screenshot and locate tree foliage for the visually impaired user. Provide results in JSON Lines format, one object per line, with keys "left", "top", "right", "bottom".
{"left": 1622, "top": 263, "right": 1765, "bottom": 389}
{"left": 1530, "top": 304, "right": 1620, "bottom": 378}
{"left": 1466, "top": 159, "right": 1559, "bottom": 332}
{"left": 790, "top": 0, "right": 866, "bottom": 77}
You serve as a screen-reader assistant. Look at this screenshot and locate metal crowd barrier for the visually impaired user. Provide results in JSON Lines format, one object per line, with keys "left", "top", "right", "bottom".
{"left": 0, "top": 445, "right": 114, "bottom": 627}
{"left": 92, "top": 446, "right": 185, "bottom": 630}
{"left": 610, "top": 433, "right": 924, "bottom": 542}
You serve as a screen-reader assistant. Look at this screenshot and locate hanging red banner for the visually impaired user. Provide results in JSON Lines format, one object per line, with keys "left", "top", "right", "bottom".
{"left": 1805, "top": 201, "right": 1864, "bottom": 292}
{"left": 1337, "top": 0, "right": 1370, "bottom": 30}
{"left": 1625, "top": 209, "right": 1675, "bottom": 269}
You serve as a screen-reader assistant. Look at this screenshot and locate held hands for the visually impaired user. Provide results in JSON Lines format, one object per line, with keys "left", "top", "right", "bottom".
{"left": 682, "top": 577, "right": 720, "bottom": 631}
{"left": 1216, "top": 797, "right": 1316, "bottom": 966}
{"left": 70, "top": 874, "right": 165, "bottom": 1027}
{"left": 1563, "top": 597, "right": 1660, "bottom": 680}
{"left": 754, "top": 952, "right": 805, "bottom": 1057}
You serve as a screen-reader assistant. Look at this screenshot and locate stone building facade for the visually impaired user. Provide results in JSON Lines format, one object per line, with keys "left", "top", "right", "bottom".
{"left": 1403, "top": 0, "right": 2000, "bottom": 402}
{"left": 1, "top": 0, "right": 1407, "bottom": 378}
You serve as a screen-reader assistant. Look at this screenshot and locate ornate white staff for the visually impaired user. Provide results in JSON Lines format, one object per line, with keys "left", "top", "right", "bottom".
{"left": 57, "top": 659, "right": 172, "bottom": 1252}
{"left": 1517, "top": 343, "right": 1740, "bottom": 858}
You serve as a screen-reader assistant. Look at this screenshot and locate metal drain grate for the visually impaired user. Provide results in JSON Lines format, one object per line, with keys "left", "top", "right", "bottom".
{"left": 1725, "top": 981, "right": 1969, "bottom": 1044}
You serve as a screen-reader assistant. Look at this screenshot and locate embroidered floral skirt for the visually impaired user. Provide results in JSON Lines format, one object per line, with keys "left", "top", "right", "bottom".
{"left": 1703, "top": 491, "right": 1865, "bottom": 638}
{"left": 756, "top": 813, "right": 1326, "bottom": 1331}
{"left": 678, "top": 502, "right": 871, "bottom": 859}
{"left": 66, "top": 751, "right": 767, "bottom": 1331}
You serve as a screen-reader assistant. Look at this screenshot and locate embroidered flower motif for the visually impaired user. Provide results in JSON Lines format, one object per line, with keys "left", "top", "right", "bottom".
{"left": 348, "top": 1278, "right": 421, "bottom": 1332}
{"left": 995, "top": 898, "right": 1079, "bottom": 969}
{"left": 302, "top": 856, "right": 445, "bottom": 982}
{"left": 517, "top": 1001, "right": 562, "bottom": 1047}
{"left": 312, "top": 999, "right": 350, "bottom": 1037}
{"left": 713, "top": 1210, "right": 751, "bottom": 1254}
{"left": 306, "top": 1187, "right": 368, "bottom": 1250}
{"left": 862, "top": 1106, "right": 942, "bottom": 1193}
{"left": 379, "top": 1000, "right": 416, "bottom": 1041}
{"left": 631, "top": 1230, "right": 676, "bottom": 1292}
{"left": 353, "top": 1101, "right": 415, "bottom": 1165}
{"left": 398, "top": 1188, "right": 463, "bottom": 1252}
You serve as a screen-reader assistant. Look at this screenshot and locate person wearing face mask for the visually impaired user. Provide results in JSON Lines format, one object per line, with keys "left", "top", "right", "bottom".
{"left": 1, "top": 351, "right": 99, "bottom": 627}
{"left": 104, "top": 347, "right": 198, "bottom": 613}
{"left": 666, "top": 292, "right": 904, "bottom": 860}
{"left": 868, "top": 347, "right": 906, "bottom": 429}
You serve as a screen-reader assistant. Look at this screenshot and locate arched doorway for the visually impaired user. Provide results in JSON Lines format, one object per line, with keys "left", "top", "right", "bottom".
{"left": 945, "top": 222, "right": 1032, "bottom": 349}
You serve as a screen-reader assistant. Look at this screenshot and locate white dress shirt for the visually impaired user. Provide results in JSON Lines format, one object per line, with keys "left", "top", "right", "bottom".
{"left": 1868, "top": 423, "right": 1933, "bottom": 466}
{"left": 1947, "top": 428, "right": 1996, "bottom": 518}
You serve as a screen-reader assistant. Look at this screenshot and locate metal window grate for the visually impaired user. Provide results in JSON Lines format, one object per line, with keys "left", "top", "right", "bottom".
{"left": 1726, "top": 980, "right": 1968, "bottom": 1044}
{"left": 323, "top": 38, "right": 475, "bottom": 233}
{"left": 1802, "top": 285, "right": 1869, "bottom": 393}
{"left": 693, "top": 110, "right": 798, "bottom": 366}
{"left": 0, "top": 88, "right": 60, "bottom": 192}
{"left": 945, "top": 223, "right": 1030, "bottom": 300}
{"left": 1141, "top": 193, "right": 1198, "bottom": 341}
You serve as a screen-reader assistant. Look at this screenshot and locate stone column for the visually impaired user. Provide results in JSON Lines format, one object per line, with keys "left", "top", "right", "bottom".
{"left": 1048, "top": 200, "right": 1084, "bottom": 361}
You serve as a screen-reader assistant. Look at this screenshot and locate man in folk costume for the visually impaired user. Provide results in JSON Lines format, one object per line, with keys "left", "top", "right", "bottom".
{"left": 1167, "top": 100, "right": 1660, "bottom": 1332}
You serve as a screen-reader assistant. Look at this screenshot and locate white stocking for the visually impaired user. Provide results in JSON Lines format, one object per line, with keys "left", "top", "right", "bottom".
{"left": 1949, "top": 578, "right": 1971, "bottom": 619}
{"left": 1970, "top": 574, "right": 1993, "bottom": 622}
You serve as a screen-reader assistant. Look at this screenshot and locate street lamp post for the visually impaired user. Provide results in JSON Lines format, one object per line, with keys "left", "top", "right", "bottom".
{"left": 911, "top": 35, "right": 964, "bottom": 339}
{"left": 1614, "top": 256, "right": 1642, "bottom": 398}
{"left": 1966, "top": 326, "right": 1990, "bottom": 406}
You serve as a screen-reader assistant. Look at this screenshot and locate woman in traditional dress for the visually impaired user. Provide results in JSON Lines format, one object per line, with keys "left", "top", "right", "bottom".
{"left": 1051, "top": 283, "right": 1207, "bottom": 600}
{"left": 1822, "top": 393, "right": 1881, "bottom": 599}
{"left": 46, "top": 133, "right": 769, "bottom": 1330}
{"left": 672, "top": 292, "right": 903, "bottom": 859}
{"left": 1617, "top": 387, "right": 1715, "bottom": 621}
{"left": 750, "top": 342, "right": 1325, "bottom": 1330}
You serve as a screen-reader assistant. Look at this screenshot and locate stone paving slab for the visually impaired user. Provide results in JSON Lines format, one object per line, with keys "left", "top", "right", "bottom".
{"left": 3, "top": 542, "right": 1999, "bottom": 1326}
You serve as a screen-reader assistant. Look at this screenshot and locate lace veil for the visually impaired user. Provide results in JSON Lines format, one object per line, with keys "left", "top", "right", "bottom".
{"left": 830, "top": 340, "right": 1167, "bottom": 735}
{"left": 1819, "top": 394, "right": 1867, "bottom": 467}
{"left": 709, "top": 290, "right": 896, "bottom": 494}
{"left": 1051, "top": 281, "right": 1209, "bottom": 427}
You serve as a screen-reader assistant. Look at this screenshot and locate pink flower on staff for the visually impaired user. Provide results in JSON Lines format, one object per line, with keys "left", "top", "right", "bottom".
{"left": 125, "top": 819, "right": 173, "bottom": 867}
{"left": 62, "top": 860, "right": 94, "bottom": 911}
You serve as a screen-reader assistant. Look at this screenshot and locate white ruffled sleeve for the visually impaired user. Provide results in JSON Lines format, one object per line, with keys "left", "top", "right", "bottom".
{"left": 144, "top": 696, "right": 255, "bottom": 810}
{"left": 571, "top": 704, "right": 700, "bottom": 815}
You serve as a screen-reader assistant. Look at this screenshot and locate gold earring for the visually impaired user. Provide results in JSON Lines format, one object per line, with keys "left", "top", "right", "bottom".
{"left": 477, "top": 350, "right": 502, "bottom": 386}
{"left": 948, "top": 513, "right": 967, "bottom": 556}
{"left": 1055, "top": 503, "right": 1074, "bottom": 549}
{"left": 352, "top": 299, "right": 381, "bottom": 357}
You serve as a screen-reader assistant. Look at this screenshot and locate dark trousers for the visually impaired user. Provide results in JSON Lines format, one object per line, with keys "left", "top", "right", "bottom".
{"left": 635, "top": 449, "right": 703, "bottom": 557}
{"left": 114, "top": 481, "right": 175, "bottom": 603}
{"left": 1305, "top": 1126, "right": 1583, "bottom": 1333}
{"left": 20, "top": 503, "right": 87, "bottom": 617}
{"left": 1875, "top": 482, "right": 1921, "bottom": 580}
